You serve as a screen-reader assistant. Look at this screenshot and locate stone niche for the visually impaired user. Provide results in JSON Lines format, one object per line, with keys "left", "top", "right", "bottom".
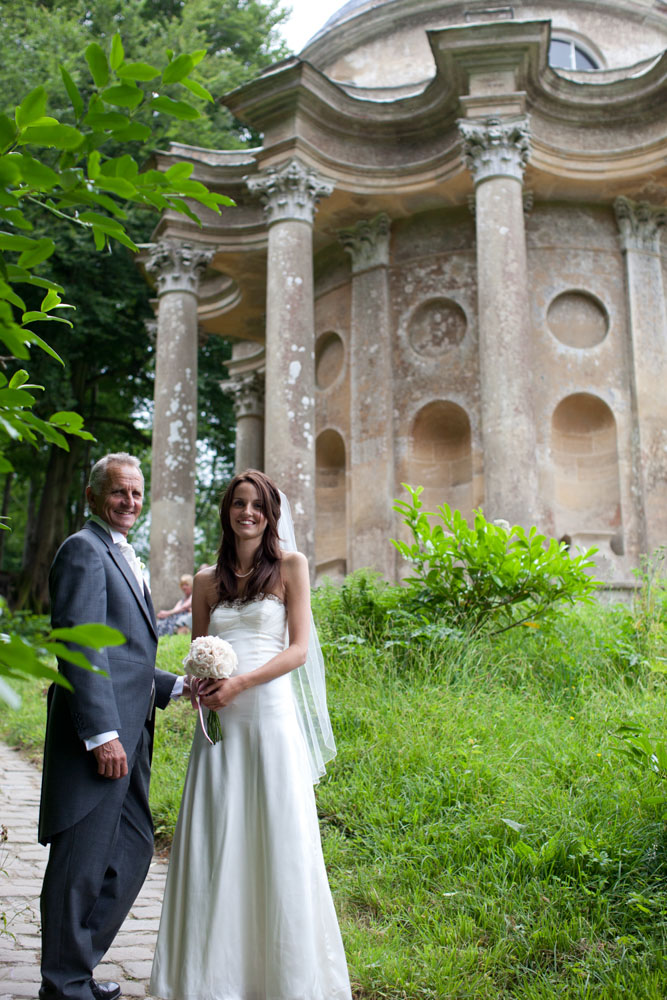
{"left": 315, "top": 427, "right": 347, "bottom": 582}
{"left": 551, "top": 392, "right": 624, "bottom": 563}
{"left": 407, "top": 400, "right": 473, "bottom": 519}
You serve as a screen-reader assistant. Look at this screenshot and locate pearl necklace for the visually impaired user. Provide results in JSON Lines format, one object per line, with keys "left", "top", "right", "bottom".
{"left": 234, "top": 567, "right": 253, "bottom": 578}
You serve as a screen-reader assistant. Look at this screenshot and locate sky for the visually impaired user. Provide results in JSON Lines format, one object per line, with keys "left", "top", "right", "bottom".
{"left": 278, "top": 0, "right": 346, "bottom": 53}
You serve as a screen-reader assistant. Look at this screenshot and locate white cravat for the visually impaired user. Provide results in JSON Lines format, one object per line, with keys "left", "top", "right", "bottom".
{"left": 116, "top": 538, "right": 144, "bottom": 589}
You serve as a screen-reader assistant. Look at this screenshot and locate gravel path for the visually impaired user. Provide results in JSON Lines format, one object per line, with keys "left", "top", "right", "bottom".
{"left": 0, "top": 740, "right": 166, "bottom": 999}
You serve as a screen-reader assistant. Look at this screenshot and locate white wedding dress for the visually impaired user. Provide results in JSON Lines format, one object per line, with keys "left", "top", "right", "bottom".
{"left": 150, "top": 594, "right": 352, "bottom": 1000}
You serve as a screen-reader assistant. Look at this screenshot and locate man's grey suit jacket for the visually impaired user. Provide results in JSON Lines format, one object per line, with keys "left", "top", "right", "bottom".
{"left": 38, "top": 520, "right": 176, "bottom": 845}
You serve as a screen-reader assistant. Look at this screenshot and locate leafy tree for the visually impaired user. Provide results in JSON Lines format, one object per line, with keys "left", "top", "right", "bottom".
{"left": 393, "top": 484, "right": 600, "bottom": 636}
{"left": 0, "top": 32, "right": 231, "bottom": 689}
{"left": 0, "top": 0, "right": 288, "bottom": 606}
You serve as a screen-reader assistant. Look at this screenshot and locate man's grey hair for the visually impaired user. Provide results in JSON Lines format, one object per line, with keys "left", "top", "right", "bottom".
{"left": 88, "top": 453, "right": 143, "bottom": 497}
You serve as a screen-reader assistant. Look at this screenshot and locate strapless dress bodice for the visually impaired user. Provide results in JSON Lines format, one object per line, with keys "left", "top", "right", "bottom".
{"left": 207, "top": 593, "right": 290, "bottom": 719}
{"left": 208, "top": 593, "right": 287, "bottom": 676}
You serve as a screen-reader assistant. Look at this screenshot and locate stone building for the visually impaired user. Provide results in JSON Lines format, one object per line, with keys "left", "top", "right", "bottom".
{"left": 143, "top": 0, "right": 667, "bottom": 607}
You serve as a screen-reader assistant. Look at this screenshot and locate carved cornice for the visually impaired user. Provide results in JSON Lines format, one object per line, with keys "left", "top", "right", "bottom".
{"left": 245, "top": 158, "right": 335, "bottom": 225}
{"left": 144, "top": 241, "right": 216, "bottom": 296}
{"left": 339, "top": 213, "right": 391, "bottom": 273}
{"left": 614, "top": 196, "right": 667, "bottom": 253}
{"left": 221, "top": 370, "right": 265, "bottom": 420}
{"left": 459, "top": 116, "right": 531, "bottom": 185}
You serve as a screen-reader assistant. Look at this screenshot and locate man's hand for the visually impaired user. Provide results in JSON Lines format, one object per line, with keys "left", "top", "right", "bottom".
{"left": 92, "top": 738, "right": 128, "bottom": 779}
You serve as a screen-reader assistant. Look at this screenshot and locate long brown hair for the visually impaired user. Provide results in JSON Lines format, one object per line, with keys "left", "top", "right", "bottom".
{"left": 215, "top": 469, "right": 282, "bottom": 603}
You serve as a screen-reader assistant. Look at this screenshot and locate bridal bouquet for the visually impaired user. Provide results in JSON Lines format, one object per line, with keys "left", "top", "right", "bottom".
{"left": 183, "top": 636, "right": 238, "bottom": 745}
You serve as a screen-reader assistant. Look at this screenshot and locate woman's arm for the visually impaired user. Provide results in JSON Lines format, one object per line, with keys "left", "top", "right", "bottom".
{"left": 191, "top": 567, "right": 216, "bottom": 639}
{"left": 200, "top": 551, "right": 310, "bottom": 711}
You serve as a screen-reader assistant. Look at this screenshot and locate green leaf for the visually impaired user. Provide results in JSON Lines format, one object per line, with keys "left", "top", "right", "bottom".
{"left": 100, "top": 83, "right": 143, "bottom": 111}
{"left": 0, "top": 115, "right": 17, "bottom": 150}
{"left": 60, "top": 65, "right": 84, "bottom": 119}
{"left": 8, "top": 370, "right": 30, "bottom": 388}
{"left": 0, "top": 281, "right": 26, "bottom": 310}
{"left": 18, "top": 238, "right": 55, "bottom": 270}
{"left": 113, "top": 155, "right": 139, "bottom": 180}
{"left": 15, "top": 87, "right": 47, "bottom": 128}
{"left": 85, "top": 42, "right": 110, "bottom": 88}
{"left": 48, "top": 411, "right": 95, "bottom": 440}
{"left": 149, "top": 96, "right": 201, "bottom": 121}
{"left": 181, "top": 77, "right": 214, "bottom": 103}
{"left": 112, "top": 123, "right": 151, "bottom": 143}
{"left": 87, "top": 150, "right": 101, "bottom": 180}
{"left": 24, "top": 331, "right": 64, "bottom": 363}
{"left": 165, "top": 162, "right": 194, "bottom": 183}
{"left": 42, "top": 642, "right": 101, "bottom": 671}
{"left": 50, "top": 624, "right": 125, "bottom": 648}
{"left": 110, "top": 33, "right": 125, "bottom": 71}
{"left": 0, "top": 155, "right": 21, "bottom": 186}
{"left": 0, "top": 232, "right": 40, "bottom": 252}
{"left": 116, "top": 62, "right": 160, "bottom": 82}
{"left": 17, "top": 123, "right": 84, "bottom": 151}
{"left": 162, "top": 53, "right": 196, "bottom": 84}
{"left": 12, "top": 154, "right": 60, "bottom": 190}
{"left": 2, "top": 207, "right": 32, "bottom": 230}
{"left": 40, "top": 288, "right": 62, "bottom": 312}
{"left": 94, "top": 175, "right": 137, "bottom": 199}
{"left": 83, "top": 110, "right": 130, "bottom": 131}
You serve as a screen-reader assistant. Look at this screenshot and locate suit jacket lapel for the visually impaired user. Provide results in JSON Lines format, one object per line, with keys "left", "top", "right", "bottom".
{"left": 84, "top": 521, "right": 158, "bottom": 640}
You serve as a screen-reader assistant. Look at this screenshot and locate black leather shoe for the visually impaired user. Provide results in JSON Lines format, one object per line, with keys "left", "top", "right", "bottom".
{"left": 90, "top": 982, "right": 121, "bottom": 1000}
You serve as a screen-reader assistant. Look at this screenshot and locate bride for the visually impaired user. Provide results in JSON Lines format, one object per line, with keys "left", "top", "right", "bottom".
{"left": 150, "top": 470, "right": 352, "bottom": 1000}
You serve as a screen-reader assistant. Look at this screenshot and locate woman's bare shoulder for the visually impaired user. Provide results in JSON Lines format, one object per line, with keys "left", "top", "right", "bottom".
{"left": 280, "top": 549, "right": 308, "bottom": 572}
{"left": 194, "top": 565, "right": 218, "bottom": 603}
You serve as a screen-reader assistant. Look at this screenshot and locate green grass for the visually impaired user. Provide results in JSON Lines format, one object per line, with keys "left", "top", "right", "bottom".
{"left": 2, "top": 595, "right": 667, "bottom": 998}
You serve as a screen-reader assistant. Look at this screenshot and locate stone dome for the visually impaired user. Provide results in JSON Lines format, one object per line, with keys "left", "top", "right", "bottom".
{"left": 302, "top": 0, "right": 667, "bottom": 91}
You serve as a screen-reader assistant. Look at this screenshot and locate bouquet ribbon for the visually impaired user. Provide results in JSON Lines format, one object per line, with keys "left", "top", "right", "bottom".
{"left": 189, "top": 677, "right": 215, "bottom": 746}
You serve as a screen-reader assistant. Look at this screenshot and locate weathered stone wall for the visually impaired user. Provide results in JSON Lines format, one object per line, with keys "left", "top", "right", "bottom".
{"left": 389, "top": 209, "right": 481, "bottom": 526}
{"left": 314, "top": 274, "right": 351, "bottom": 579}
{"left": 526, "top": 203, "right": 637, "bottom": 577}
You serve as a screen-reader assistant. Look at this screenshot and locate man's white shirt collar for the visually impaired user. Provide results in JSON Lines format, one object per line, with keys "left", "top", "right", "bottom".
{"left": 89, "top": 513, "right": 127, "bottom": 545}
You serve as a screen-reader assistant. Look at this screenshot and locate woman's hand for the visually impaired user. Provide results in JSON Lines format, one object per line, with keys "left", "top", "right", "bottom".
{"left": 198, "top": 675, "right": 245, "bottom": 710}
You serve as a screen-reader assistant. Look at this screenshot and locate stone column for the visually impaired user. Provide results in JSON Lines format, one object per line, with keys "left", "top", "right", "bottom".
{"left": 459, "top": 115, "right": 537, "bottom": 527}
{"left": 614, "top": 196, "right": 667, "bottom": 555}
{"left": 246, "top": 159, "right": 334, "bottom": 571}
{"left": 223, "top": 369, "right": 265, "bottom": 473}
{"left": 145, "top": 241, "right": 215, "bottom": 609}
{"left": 339, "top": 213, "right": 395, "bottom": 577}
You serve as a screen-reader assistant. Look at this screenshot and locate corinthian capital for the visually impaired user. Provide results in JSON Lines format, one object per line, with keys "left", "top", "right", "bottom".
{"left": 339, "top": 213, "right": 391, "bottom": 273}
{"left": 144, "top": 241, "right": 216, "bottom": 296}
{"left": 221, "top": 370, "right": 265, "bottom": 420}
{"left": 459, "top": 116, "right": 531, "bottom": 185}
{"left": 614, "top": 196, "right": 667, "bottom": 253}
{"left": 245, "top": 158, "right": 335, "bottom": 225}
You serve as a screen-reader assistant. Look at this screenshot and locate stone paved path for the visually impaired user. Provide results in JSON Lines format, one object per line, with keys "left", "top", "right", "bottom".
{"left": 0, "top": 741, "right": 166, "bottom": 999}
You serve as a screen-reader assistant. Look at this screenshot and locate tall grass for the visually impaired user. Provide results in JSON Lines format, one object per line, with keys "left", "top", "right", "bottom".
{"left": 1, "top": 575, "right": 666, "bottom": 998}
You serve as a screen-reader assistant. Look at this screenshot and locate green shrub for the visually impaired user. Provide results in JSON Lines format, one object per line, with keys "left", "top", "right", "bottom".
{"left": 392, "top": 484, "right": 600, "bottom": 636}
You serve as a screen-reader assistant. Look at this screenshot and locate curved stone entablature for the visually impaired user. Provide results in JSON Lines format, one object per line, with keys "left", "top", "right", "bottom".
{"left": 221, "top": 22, "right": 667, "bottom": 197}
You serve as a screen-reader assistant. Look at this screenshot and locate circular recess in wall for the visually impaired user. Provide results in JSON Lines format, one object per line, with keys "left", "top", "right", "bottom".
{"left": 315, "top": 331, "right": 344, "bottom": 389}
{"left": 547, "top": 290, "right": 609, "bottom": 348}
{"left": 408, "top": 298, "right": 467, "bottom": 357}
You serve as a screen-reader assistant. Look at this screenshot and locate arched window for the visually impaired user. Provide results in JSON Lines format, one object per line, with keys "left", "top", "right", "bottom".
{"left": 549, "top": 37, "right": 599, "bottom": 71}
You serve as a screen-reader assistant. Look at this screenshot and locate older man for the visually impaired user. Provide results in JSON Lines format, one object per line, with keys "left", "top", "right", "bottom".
{"left": 38, "top": 453, "right": 183, "bottom": 1000}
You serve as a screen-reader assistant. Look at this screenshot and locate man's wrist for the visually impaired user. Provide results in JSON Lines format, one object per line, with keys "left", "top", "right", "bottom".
{"left": 84, "top": 730, "right": 119, "bottom": 751}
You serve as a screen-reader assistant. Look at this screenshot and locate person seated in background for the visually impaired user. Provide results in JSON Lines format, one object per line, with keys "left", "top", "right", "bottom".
{"left": 156, "top": 574, "right": 193, "bottom": 636}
